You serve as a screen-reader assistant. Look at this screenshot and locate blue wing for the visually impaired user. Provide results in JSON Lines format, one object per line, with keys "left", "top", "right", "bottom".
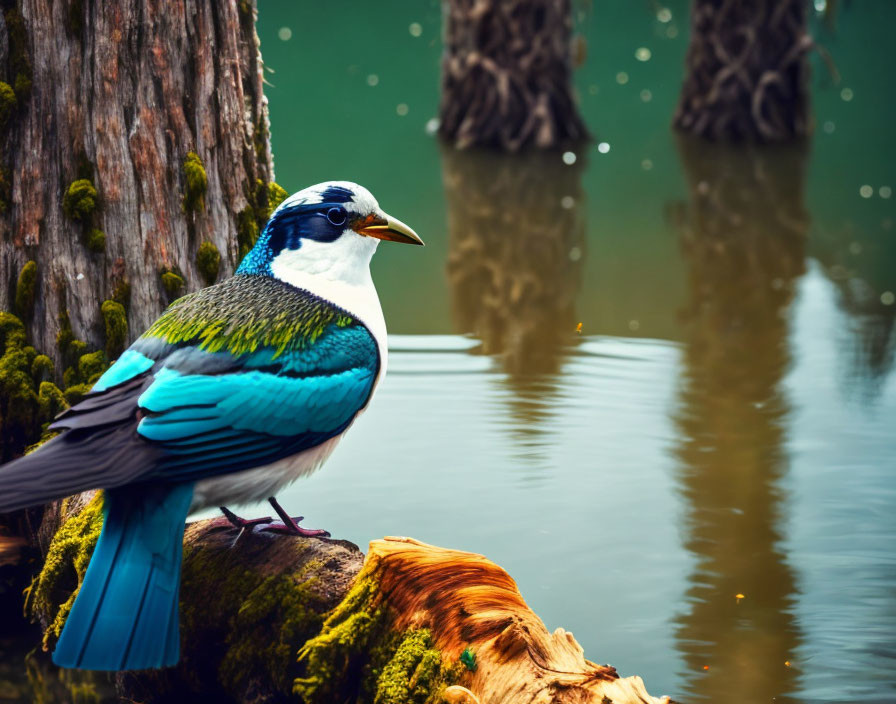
{"left": 0, "top": 281, "right": 379, "bottom": 513}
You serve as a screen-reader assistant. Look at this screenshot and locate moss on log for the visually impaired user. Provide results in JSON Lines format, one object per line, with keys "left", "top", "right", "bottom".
{"left": 27, "top": 500, "right": 668, "bottom": 704}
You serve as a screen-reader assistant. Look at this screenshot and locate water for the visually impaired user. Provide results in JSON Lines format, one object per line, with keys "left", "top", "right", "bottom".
{"left": 227, "top": 2, "right": 896, "bottom": 701}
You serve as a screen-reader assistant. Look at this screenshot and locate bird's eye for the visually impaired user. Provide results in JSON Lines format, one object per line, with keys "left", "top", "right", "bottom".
{"left": 326, "top": 207, "right": 347, "bottom": 227}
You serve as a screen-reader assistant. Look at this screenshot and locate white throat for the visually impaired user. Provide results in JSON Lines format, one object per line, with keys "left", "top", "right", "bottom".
{"left": 269, "top": 235, "right": 388, "bottom": 378}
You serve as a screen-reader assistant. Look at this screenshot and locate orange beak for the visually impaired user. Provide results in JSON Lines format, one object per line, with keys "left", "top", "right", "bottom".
{"left": 352, "top": 210, "right": 424, "bottom": 246}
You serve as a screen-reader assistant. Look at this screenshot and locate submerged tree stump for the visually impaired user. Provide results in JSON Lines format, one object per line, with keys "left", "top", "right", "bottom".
{"left": 438, "top": 0, "right": 589, "bottom": 151}
{"left": 0, "top": 0, "right": 276, "bottom": 361}
{"left": 28, "top": 501, "right": 669, "bottom": 704}
{"left": 674, "top": 0, "right": 812, "bottom": 141}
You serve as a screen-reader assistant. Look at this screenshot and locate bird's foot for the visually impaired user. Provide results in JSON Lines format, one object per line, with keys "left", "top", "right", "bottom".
{"left": 259, "top": 496, "right": 330, "bottom": 538}
{"left": 219, "top": 505, "right": 273, "bottom": 530}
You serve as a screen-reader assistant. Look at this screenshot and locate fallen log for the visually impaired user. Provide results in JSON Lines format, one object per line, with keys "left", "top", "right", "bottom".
{"left": 26, "top": 496, "right": 669, "bottom": 703}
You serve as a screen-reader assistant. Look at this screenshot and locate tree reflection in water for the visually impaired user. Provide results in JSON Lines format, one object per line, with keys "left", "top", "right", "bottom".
{"left": 669, "top": 137, "right": 808, "bottom": 704}
{"left": 441, "top": 146, "right": 586, "bottom": 472}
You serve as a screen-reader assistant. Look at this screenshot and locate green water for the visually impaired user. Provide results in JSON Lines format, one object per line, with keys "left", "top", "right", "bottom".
{"left": 227, "top": 2, "right": 896, "bottom": 702}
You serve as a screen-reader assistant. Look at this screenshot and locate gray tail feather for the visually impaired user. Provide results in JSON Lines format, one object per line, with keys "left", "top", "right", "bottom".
{"left": 0, "top": 426, "right": 152, "bottom": 514}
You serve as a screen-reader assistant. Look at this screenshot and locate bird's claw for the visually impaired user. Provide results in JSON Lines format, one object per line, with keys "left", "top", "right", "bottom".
{"left": 260, "top": 517, "right": 330, "bottom": 538}
{"left": 219, "top": 505, "right": 274, "bottom": 530}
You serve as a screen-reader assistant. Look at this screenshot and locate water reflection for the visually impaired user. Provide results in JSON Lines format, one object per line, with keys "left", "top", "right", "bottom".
{"left": 440, "top": 146, "right": 586, "bottom": 470}
{"left": 669, "top": 137, "right": 808, "bottom": 703}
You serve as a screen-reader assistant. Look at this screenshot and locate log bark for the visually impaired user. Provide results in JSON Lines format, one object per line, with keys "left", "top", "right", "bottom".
{"left": 438, "top": 0, "right": 589, "bottom": 151}
{"left": 27, "top": 499, "right": 670, "bottom": 704}
{"left": 673, "top": 0, "right": 812, "bottom": 142}
{"left": 0, "top": 0, "right": 273, "bottom": 362}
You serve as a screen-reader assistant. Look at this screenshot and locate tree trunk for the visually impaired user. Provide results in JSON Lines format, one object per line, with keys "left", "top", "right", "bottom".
{"left": 438, "top": 0, "right": 589, "bottom": 151}
{"left": 27, "top": 498, "right": 670, "bottom": 704}
{"left": 673, "top": 0, "right": 812, "bottom": 141}
{"left": 0, "top": 0, "right": 273, "bottom": 363}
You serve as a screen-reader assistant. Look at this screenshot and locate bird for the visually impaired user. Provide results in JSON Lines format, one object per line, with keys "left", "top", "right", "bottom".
{"left": 0, "top": 181, "right": 423, "bottom": 671}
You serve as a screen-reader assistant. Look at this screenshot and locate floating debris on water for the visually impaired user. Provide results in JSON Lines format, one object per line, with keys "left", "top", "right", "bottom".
{"left": 882, "top": 291, "right": 895, "bottom": 306}
{"left": 635, "top": 47, "right": 652, "bottom": 62}
{"left": 598, "top": 142, "right": 610, "bottom": 154}
{"left": 616, "top": 71, "right": 629, "bottom": 85}
{"left": 569, "top": 246, "right": 582, "bottom": 262}
{"left": 666, "top": 25, "right": 678, "bottom": 38}
{"left": 396, "top": 103, "right": 409, "bottom": 116}
{"left": 278, "top": 26, "right": 292, "bottom": 41}
{"left": 880, "top": 186, "right": 892, "bottom": 198}
{"left": 425, "top": 117, "right": 440, "bottom": 136}
{"left": 657, "top": 7, "right": 672, "bottom": 23}
{"left": 576, "top": 322, "right": 583, "bottom": 333}
{"left": 562, "top": 151, "right": 577, "bottom": 165}
{"left": 736, "top": 593, "right": 745, "bottom": 603}
{"left": 561, "top": 195, "right": 575, "bottom": 209}
{"left": 860, "top": 185, "right": 873, "bottom": 198}
{"left": 841, "top": 87, "right": 854, "bottom": 101}
{"left": 367, "top": 74, "right": 379, "bottom": 87}
{"left": 641, "top": 88, "right": 653, "bottom": 102}
{"left": 642, "top": 158, "right": 653, "bottom": 170}
{"left": 409, "top": 22, "right": 422, "bottom": 37}
{"left": 823, "top": 120, "right": 835, "bottom": 133}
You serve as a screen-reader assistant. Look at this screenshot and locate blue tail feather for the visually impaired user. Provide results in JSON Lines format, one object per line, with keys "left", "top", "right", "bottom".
{"left": 53, "top": 482, "right": 194, "bottom": 671}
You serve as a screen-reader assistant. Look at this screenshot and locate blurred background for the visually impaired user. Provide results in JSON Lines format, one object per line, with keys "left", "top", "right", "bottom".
{"left": 193, "top": 2, "right": 895, "bottom": 702}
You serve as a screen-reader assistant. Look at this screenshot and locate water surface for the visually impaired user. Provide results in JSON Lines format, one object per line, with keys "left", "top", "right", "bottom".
{"left": 220, "top": 2, "right": 896, "bottom": 702}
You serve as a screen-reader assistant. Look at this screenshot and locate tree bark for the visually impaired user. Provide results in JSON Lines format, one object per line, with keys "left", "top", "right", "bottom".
{"left": 0, "top": 0, "right": 273, "bottom": 362}
{"left": 27, "top": 499, "right": 670, "bottom": 704}
{"left": 673, "top": 0, "right": 812, "bottom": 142}
{"left": 438, "top": 0, "right": 589, "bottom": 151}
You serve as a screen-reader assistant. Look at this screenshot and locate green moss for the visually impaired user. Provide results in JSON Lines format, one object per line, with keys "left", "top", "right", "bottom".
{"left": 62, "top": 179, "right": 97, "bottom": 221}
{"left": 76, "top": 351, "right": 107, "bottom": 383}
{"left": 13, "top": 72, "right": 30, "bottom": 101}
{"left": 0, "top": 81, "right": 17, "bottom": 128}
{"left": 219, "top": 573, "right": 324, "bottom": 693}
{"left": 31, "top": 354, "right": 53, "bottom": 382}
{"left": 110, "top": 280, "right": 131, "bottom": 310}
{"left": 160, "top": 269, "right": 185, "bottom": 300}
{"left": 85, "top": 228, "right": 105, "bottom": 253}
{"left": 100, "top": 300, "right": 127, "bottom": 358}
{"left": 0, "top": 311, "right": 26, "bottom": 350}
{"left": 294, "top": 572, "right": 386, "bottom": 703}
{"left": 63, "top": 382, "right": 91, "bottom": 406}
{"left": 268, "top": 182, "right": 288, "bottom": 211}
{"left": 38, "top": 381, "right": 67, "bottom": 419}
{"left": 374, "top": 629, "right": 449, "bottom": 704}
{"left": 14, "top": 261, "right": 37, "bottom": 320}
{"left": 182, "top": 151, "right": 207, "bottom": 213}
{"left": 56, "top": 310, "right": 74, "bottom": 354}
{"left": 196, "top": 241, "right": 221, "bottom": 286}
{"left": 26, "top": 494, "right": 104, "bottom": 650}
{"left": 237, "top": 205, "right": 259, "bottom": 259}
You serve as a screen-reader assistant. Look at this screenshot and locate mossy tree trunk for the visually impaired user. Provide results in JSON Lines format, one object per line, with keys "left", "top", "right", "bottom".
{"left": 438, "top": 0, "right": 589, "bottom": 151}
{"left": 674, "top": 0, "right": 812, "bottom": 141}
{"left": 0, "top": 0, "right": 274, "bottom": 366}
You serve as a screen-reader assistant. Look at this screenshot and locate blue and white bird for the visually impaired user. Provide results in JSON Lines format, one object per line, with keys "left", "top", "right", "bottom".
{"left": 0, "top": 181, "right": 422, "bottom": 671}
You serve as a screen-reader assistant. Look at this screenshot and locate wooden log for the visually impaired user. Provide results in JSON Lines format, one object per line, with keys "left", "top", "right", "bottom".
{"left": 674, "top": 0, "right": 812, "bottom": 142}
{"left": 438, "top": 0, "right": 589, "bottom": 151}
{"left": 26, "top": 499, "right": 670, "bottom": 703}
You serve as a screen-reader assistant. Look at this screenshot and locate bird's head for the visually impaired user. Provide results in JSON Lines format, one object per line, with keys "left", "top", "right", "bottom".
{"left": 236, "top": 181, "right": 423, "bottom": 285}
